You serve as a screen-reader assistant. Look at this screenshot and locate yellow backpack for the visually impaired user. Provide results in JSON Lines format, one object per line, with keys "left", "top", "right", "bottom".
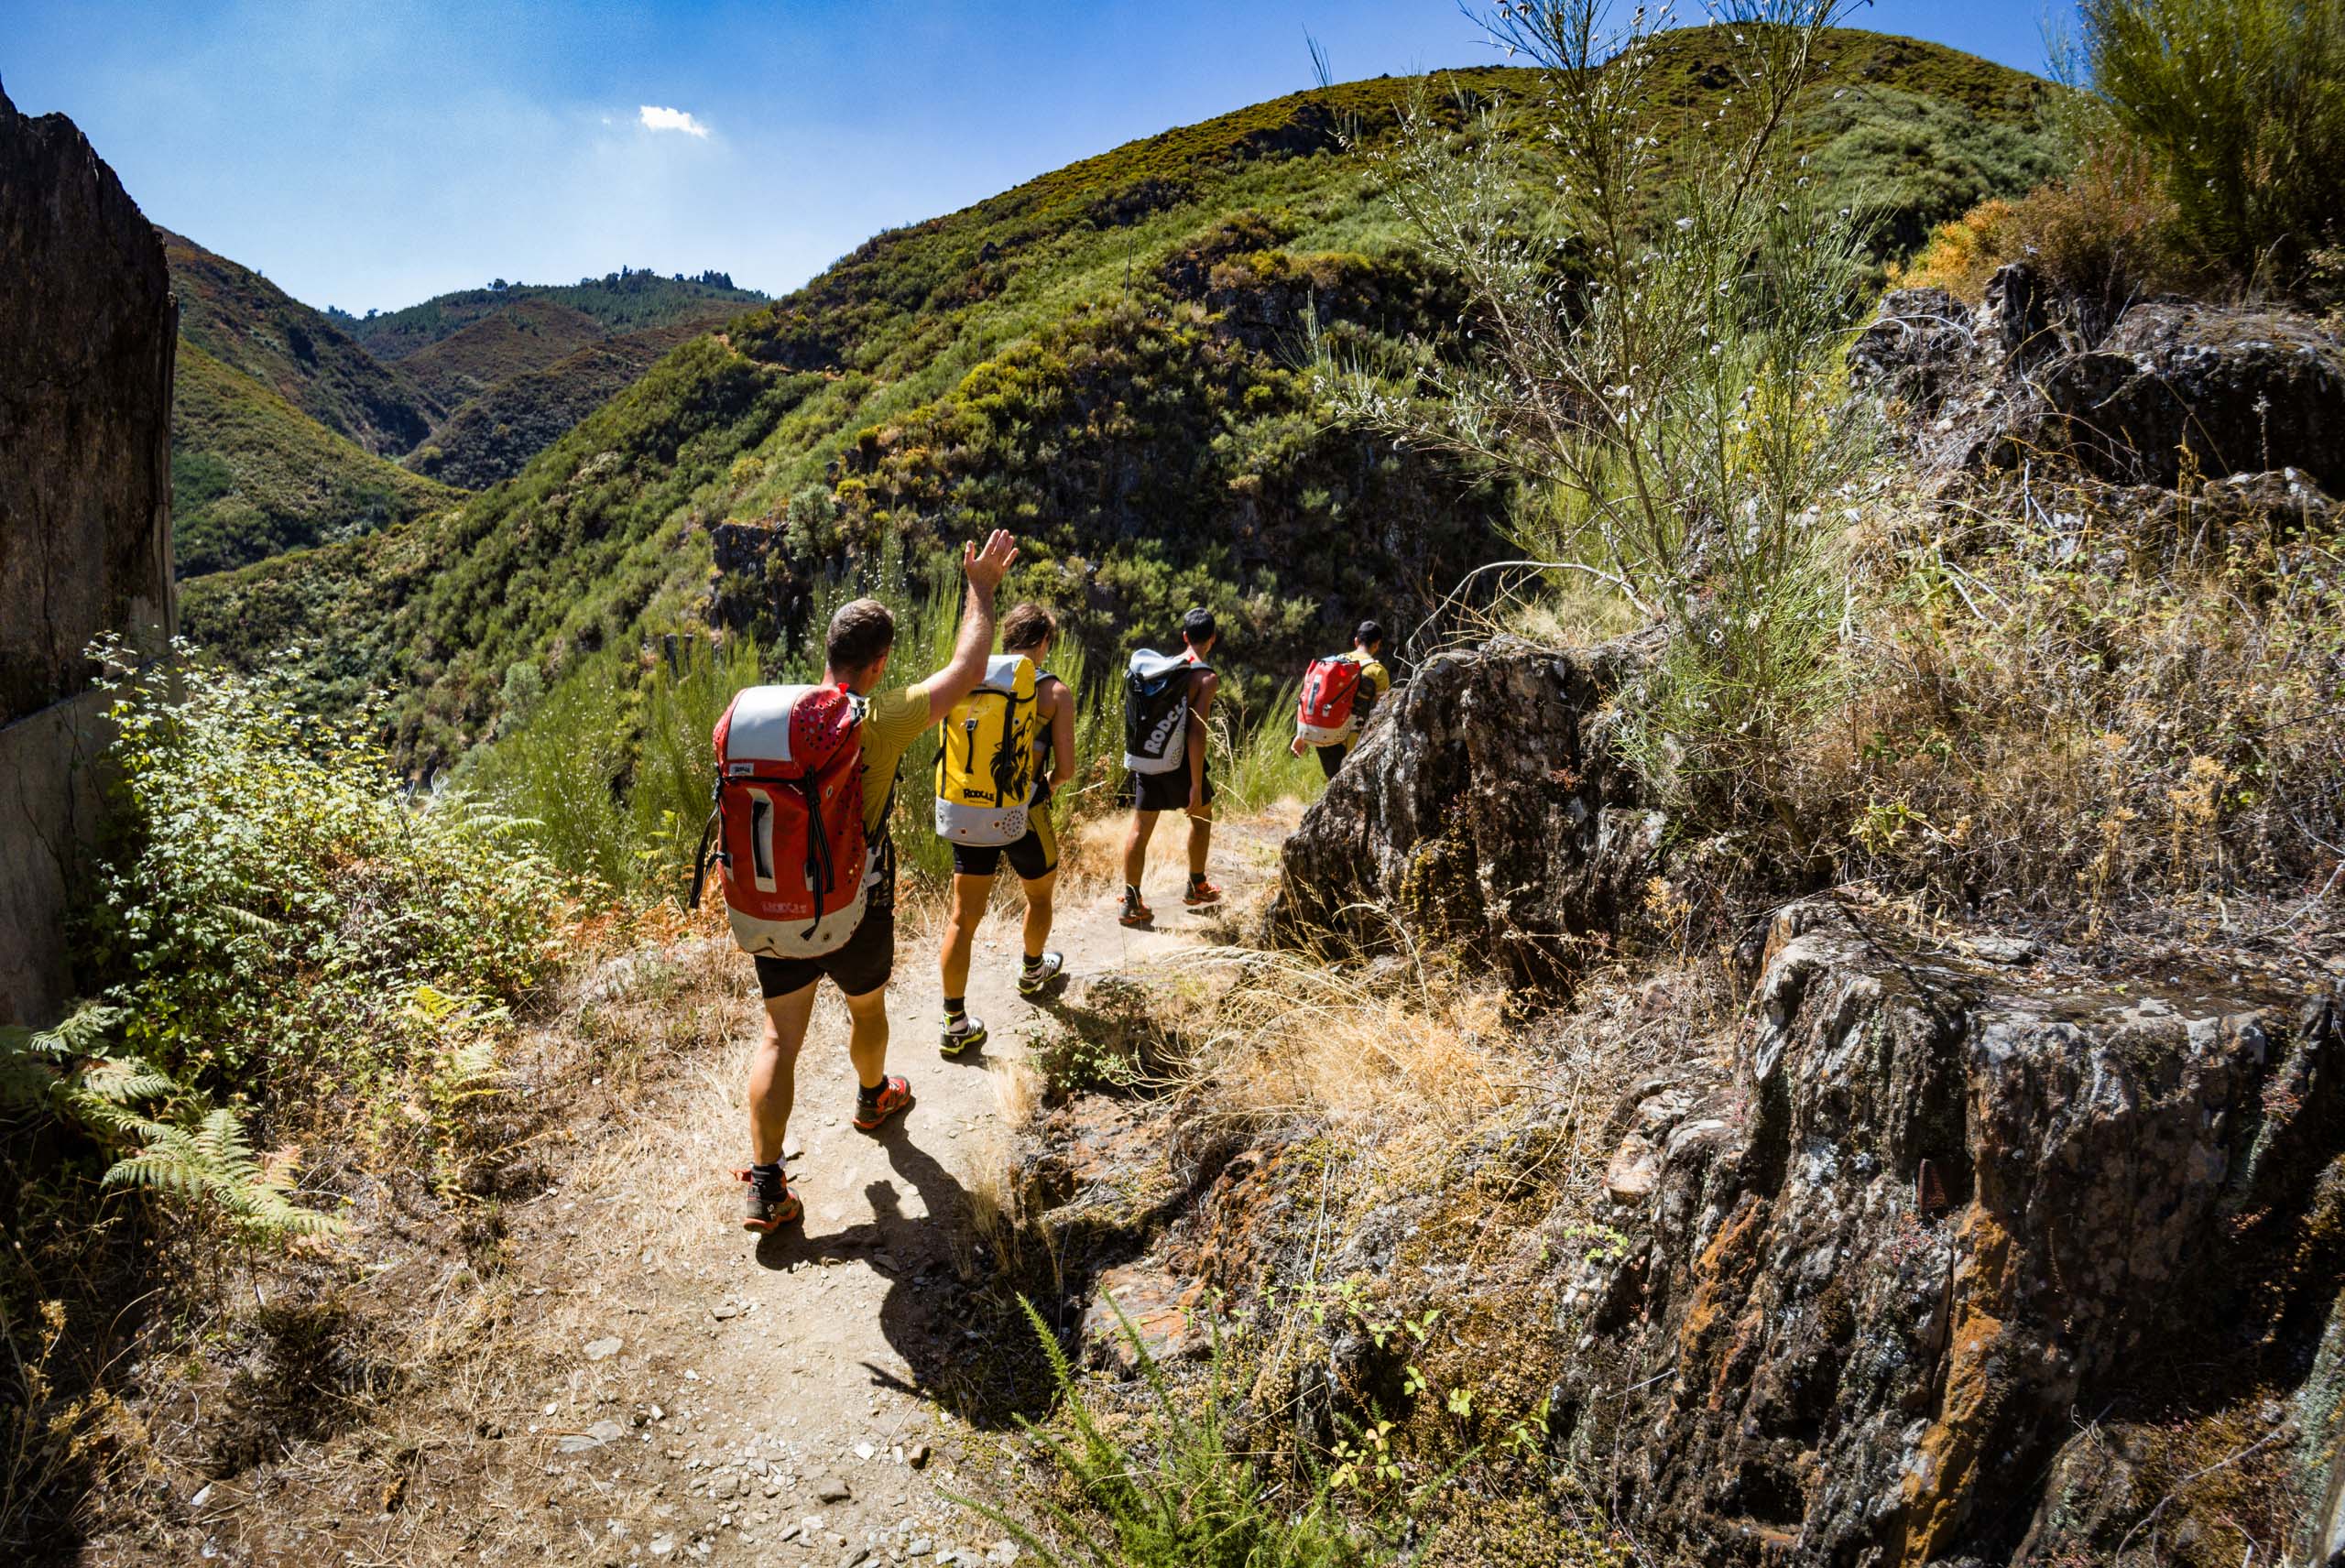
{"left": 933, "top": 654, "right": 1039, "bottom": 846}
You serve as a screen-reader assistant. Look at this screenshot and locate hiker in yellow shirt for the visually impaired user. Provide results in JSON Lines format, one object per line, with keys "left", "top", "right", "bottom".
{"left": 1291, "top": 620, "right": 1391, "bottom": 780}
{"left": 738, "top": 529, "right": 1019, "bottom": 1234}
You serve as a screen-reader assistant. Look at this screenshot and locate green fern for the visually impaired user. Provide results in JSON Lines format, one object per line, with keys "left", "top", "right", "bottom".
{"left": 4, "top": 1002, "right": 342, "bottom": 1247}
{"left": 103, "top": 1105, "right": 344, "bottom": 1245}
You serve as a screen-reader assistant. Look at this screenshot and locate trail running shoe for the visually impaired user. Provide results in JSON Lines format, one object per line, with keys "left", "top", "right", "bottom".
{"left": 1118, "top": 888, "right": 1153, "bottom": 928}
{"left": 1183, "top": 877, "right": 1224, "bottom": 909}
{"left": 940, "top": 1015, "right": 987, "bottom": 1058}
{"left": 1018, "top": 951, "right": 1066, "bottom": 996}
{"left": 736, "top": 1168, "right": 802, "bottom": 1233}
{"left": 852, "top": 1074, "right": 915, "bottom": 1133}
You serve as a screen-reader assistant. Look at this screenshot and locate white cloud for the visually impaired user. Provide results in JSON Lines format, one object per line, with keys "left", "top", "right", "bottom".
{"left": 638, "top": 104, "right": 709, "bottom": 138}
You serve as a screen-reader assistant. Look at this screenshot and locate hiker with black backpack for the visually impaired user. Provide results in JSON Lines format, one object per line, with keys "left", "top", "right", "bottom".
{"left": 931, "top": 602, "right": 1075, "bottom": 1057}
{"left": 1118, "top": 606, "right": 1221, "bottom": 927}
{"left": 697, "top": 528, "right": 1020, "bottom": 1233}
{"left": 1290, "top": 619, "right": 1391, "bottom": 779}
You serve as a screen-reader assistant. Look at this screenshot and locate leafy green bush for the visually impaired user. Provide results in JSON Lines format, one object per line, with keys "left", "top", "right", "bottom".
{"left": 2080, "top": 0, "right": 2345, "bottom": 286}
{"left": 81, "top": 640, "right": 567, "bottom": 1091}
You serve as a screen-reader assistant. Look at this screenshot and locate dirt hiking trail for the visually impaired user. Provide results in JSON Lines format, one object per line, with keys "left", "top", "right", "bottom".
{"left": 456, "top": 811, "right": 1292, "bottom": 1568}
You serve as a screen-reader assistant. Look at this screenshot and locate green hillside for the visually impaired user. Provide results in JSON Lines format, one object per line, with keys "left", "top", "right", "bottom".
{"left": 161, "top": 227, "right": 439, "bottom": 452}
{"left": 402, "top": 321, "right": 715, "bottom": 490}
{"left": 334, "top": 269, "right": 764, "bottom": 362}
{"left": 185, "top": 29, "right": 2064, "bottom": 769}
{"left": 171, "top": 344, "right": 464, "bottom": 576}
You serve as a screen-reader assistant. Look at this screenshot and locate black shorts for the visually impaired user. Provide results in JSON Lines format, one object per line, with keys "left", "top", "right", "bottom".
{"left": 1134, "top": 767, "right": 1213, "bottom": 814}
{"left": 950, "top": 806, "right": 1059, "bottom": 880}
{"left": 1314, "top": 742, "right": 1347, "bottom": 779}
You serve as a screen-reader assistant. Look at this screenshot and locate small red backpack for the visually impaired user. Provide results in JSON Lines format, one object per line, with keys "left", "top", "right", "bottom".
{"left": 1296, "top": 656, "right": 1363, "bottom": 746}
{"left": 693, "top": 684, "right": 872, "bottom": 958}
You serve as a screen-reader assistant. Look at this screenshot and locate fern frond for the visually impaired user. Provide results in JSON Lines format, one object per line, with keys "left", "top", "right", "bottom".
{"left": 104, "top": 1148, "right": 214, "bottom": 1200}
{"left": 77, "top": 1058, "right": 177, "bottom": 1105}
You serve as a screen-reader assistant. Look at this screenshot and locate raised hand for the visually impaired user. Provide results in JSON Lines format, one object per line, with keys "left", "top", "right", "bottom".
{"left": 963, "top": 528, "right": 1019, "bottom": 594}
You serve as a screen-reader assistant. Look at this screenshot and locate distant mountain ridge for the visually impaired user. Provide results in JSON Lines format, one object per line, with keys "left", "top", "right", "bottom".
{"left": 330, "top": 268, "right": 764, "bottom": 362}
{"left": 159, "top": 242, "right": 764, "bottom": 572}
{"left": 160, "top": 227, "right": 436, "bottom": 455}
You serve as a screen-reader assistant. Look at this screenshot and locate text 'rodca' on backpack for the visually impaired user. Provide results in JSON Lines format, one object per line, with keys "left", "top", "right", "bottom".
{"left": 692, "top": 683, "right": 874, "bottom": 958}
{"left": 934, "top": 654, "right": 1038, "bottom": 846}
{"left": 1124, "top": 648, "right": 1205, "bottom": 776}
{"left": 1295, "top": 655, "right": 1364, "bottom": 745}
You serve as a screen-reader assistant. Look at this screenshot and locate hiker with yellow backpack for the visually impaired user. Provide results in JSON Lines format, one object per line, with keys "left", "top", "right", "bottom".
{"left": 932, "top": 603, "right": 1076, "bottom": 1056}
{"left": 1291, "top": 620, "right": 1391, "bottom": 779}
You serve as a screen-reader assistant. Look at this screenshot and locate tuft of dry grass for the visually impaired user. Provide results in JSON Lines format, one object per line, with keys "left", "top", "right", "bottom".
{"left": 1778, "top": 473, "right": 2345, "bottom": 927}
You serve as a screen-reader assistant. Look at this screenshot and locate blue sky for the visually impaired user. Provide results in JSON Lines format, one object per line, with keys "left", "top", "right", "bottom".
{"left": 3, "top": 0, "right": 2074, "bottom": 315}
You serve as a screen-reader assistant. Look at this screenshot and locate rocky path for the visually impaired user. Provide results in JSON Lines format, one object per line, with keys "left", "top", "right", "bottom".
{"left": 474, "top": 812, "right": 1291, "bottom": 1568}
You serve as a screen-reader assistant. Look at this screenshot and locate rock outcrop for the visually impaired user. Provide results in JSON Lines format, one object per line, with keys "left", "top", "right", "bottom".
{"left": 1529, "top": 901, "right": 2345, "bottom": 1564}
{"left": 0, "top": 83, "right": 177, "bottom": 1021}
{"left": 1850, "top": 263, "right": 2345, "bottom": 495}
{"left": 1271, "top": 634, "right": 1661, "bottom": 990}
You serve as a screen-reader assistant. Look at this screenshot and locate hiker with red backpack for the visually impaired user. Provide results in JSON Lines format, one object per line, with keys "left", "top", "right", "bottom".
{"left": 698, "top": 528, "right": 1020, "bottom": 1233}
{"left": 1291, "top": 620, "right": 1391, "bottom": 779}
{"left": 1118, "top": 607, "right": 1221, "bottom": 927}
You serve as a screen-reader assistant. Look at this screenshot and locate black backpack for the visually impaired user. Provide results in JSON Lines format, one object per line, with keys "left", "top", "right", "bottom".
{"left": 1123, "top": 649, "right": 1203, "bottom": 776}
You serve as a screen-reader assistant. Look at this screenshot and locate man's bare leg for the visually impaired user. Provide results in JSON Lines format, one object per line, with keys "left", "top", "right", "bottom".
{"left": 843, "top": 984, "right": 891, "bottom": 1091}
{"left": 1122, "top": 809, "right": 1160, "bottom": 888}
{"left": 939, "top": 873, "right": 989, "bottom": 1001}
{"left": 1021, "top": 868, "right": 1058, "bottom": 957}
{"left": 1187, "top": 811, "right": 1213, "bottom": 878}
{"left": 748, "top": 982, "right": 818, "bottom": 1166}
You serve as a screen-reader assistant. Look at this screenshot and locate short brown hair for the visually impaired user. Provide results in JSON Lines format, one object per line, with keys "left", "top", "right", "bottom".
{"left": 826, "top": 597, "right": 896, "bottom": 673}
{"left": 1000, "top": 601, "right": 1056, "bottom": 653}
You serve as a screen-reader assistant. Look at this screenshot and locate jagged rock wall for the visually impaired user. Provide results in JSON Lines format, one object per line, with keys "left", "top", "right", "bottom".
{"left": 1850, "top": 262, "right": 2345, "bottom": 493}
{"left": 1271, "top": 634, "right": 1661, "bottom": 990}
{"left": 1543, "top": 902, "right": 2345, "bottom": 1565}
{"left": 0, "top": 82, "right": 177, "bottom": 1023}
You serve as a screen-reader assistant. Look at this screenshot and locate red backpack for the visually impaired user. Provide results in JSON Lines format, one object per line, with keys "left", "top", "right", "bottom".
{"left": 1296, "top": 656, "right": 1363, "bottom": 745}
{"left": 693, "top": 684, "right": 872, "bottom": 958}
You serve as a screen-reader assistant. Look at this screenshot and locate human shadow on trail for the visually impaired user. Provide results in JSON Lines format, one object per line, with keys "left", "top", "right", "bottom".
{"left": 747, "top": 1116, "right": 1064, "bottom": 1427}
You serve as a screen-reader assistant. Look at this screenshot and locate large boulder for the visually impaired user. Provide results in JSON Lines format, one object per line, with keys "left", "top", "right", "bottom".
{"left": 2045, "top": 304, "right": 2345, "bottom": 492}
{"left": 1850, "top": 266, "right": 2345, "bottom": 498}
{"left": 1271, "top": 634, "right": 1661, "bottom": 990}
{"left": 0, "top": 84, "right": 177, "bottom": 1021}
{"left": 1547, "top": 900, "right": 2345, "bottom": 1565}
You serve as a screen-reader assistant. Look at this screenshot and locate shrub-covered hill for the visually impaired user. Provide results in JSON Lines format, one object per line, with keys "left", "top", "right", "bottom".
{"left": 170, "top": 343, "right": 464, "bottom": 576}
{"left": 400, "top": 320, "right": 717, "bottom": 491}
{"left": 332, "top": 268, "right": 765, "bottom": 363}
{"left": 184, "top": 28, "right": 2064, "bottom": 770}
{"left": 159, "top": 226, "right": 437, "bottom": 453}
{"left": 389, "top": 295, "right": 612, "bottom": 413}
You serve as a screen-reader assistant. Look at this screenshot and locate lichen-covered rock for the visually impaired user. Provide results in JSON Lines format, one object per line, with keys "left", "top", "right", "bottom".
{"left": 2044, "top": 304, "right": 2345, "bottom": 492}
{"left": 1271, "top": 634, "right": 1660, "bottom": 990}
{"left": 1551, "top": 899, "right": 2344, "bottom": 1565}
{"left": 1849, "top": 266, "right": 2345, "bottom": 498}
{"left": 0, "top": 82, "right": 176, "bottom": 722}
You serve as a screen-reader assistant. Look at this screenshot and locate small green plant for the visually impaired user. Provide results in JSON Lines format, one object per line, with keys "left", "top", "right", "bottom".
{"left": 407, "top": 985, "right": 508, "bottom": 1199}
{"left": 82, "top": 637, "right": 567, "bottom": 1094}
{"left": 960, "top": 1299, "right": 1397, "bottom": 1566}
